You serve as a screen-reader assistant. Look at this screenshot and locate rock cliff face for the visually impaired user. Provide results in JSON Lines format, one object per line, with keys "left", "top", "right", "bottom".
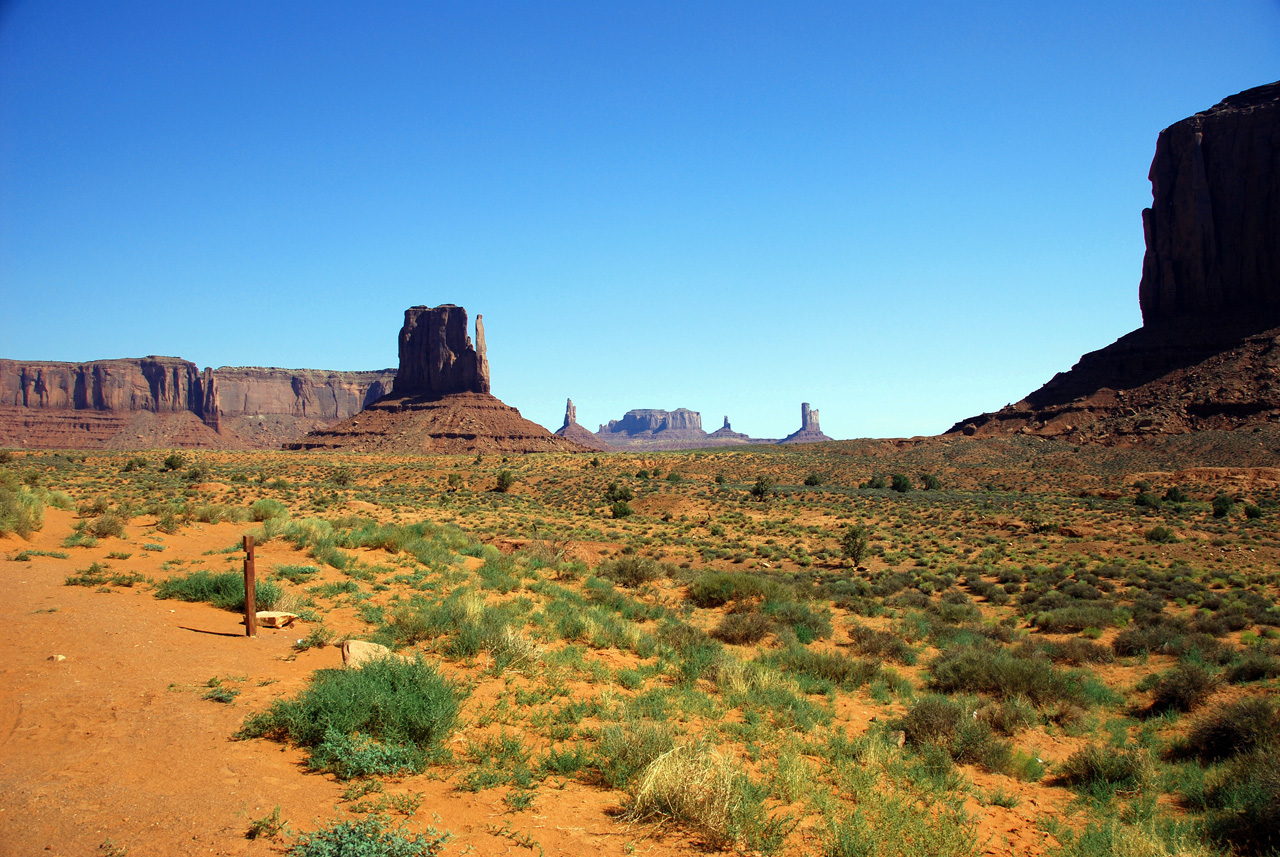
{"left": 396, "top": 305, "right": 490, "bottom": 397}
{"left": 596, "top": 408, "right": 709, "bottom": 449}
{"left": 292, "top": 304, "right": 587, "bottom": 454}
{"left": 0, "top": 357, "right": 395, "bottom": 449}
{"left": 949, "top": 81, "right": 1280, "bottom": 444}
{"left": 780, "top": 402, "right": 833, "bottom": 444}
{"left": 214, "top": 367, "right": 395, "bottom": 447}
{"left": 1140, "top": 82, "right": 1280, "bottom": 324}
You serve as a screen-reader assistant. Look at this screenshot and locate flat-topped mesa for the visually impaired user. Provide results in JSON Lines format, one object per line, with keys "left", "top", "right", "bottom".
{"left": 395, "top": 304, "right": 490, "bottom": 397}
{"left": 1140, "top": 81, "right": 1280, "bottom": 325}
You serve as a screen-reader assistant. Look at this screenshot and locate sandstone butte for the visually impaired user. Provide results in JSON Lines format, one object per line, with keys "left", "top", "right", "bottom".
{"left": 288, "top": 304, "right": 588, "bottom": 454}
{"left": 553, "top": 399, "right": 613, "bottom": 451}
{"left": 951, "top": 80, "right": 1280, "bottom": 444}
{"left": 0, "top": 357, "right": 394, "bottom": 450}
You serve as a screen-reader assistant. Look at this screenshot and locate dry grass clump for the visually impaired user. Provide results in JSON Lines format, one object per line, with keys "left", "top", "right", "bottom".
{"left": 627, "top": 745, "right": 737, "bottom": 846}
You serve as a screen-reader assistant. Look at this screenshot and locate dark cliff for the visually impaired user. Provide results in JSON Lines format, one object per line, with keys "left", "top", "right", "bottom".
{"left": 949, "top": 81, "right": 1280, "bottom": 444}
{"left": 1140, "top": 82, "right": 1280, "bottom": 325}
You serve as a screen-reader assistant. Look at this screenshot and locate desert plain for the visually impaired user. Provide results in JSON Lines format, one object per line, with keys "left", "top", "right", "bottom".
{"left": 2, "top": 430, "right": 1279, "bottom": 856}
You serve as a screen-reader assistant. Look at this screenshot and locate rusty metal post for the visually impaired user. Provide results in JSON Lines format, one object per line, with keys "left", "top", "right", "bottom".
{"left": 243, "top": 534, "right": 257, "bottom": 638}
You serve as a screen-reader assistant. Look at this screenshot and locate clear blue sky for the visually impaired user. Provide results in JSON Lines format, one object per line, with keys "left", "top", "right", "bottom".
{"left": 3, "top": 2, "right": 1279, "bottom": 439}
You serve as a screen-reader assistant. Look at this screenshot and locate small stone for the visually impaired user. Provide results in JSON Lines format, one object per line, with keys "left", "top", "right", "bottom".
{"left": 48, "top": 654, "right": 65, "bottom": 662}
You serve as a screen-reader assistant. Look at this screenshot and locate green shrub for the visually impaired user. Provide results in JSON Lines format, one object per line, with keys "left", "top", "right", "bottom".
{"left": 156, "top": 570, "right": 283, "bottom": 612}
{"left": 610, "top": 500, "right": 633, "bottom": 519}
{"left": 1226, "top": 651, "right": 1280, "bottom": 683}
{"left": 890, "top": 474, "right": 912, "bottom": 493}
{"left": 928, "top": 643, "right": 1090, "bottom": 707}
{"left": 921, "top": 473, "right": 942, "bottom": 490}
{"left": 749, "top": 476, "right": 775, "bottom": 501}
{"left": 162, "top": 453, "right": 184, "bottom": 471}
{"left": 841, "top": 525, "right": 870, "bottom": 567}
{"left": 711, "top": 612, "right": 773, "bottom": 645}
{"left": 1057, "top": 745, "right": 1151, "bottom": 799}
{"left": 1164, "top": 486, "right": 1188, "bottom": 503}
{"left": 597, "top": 556, "right": 667, "bottom": 587}
{"left": 1148, "top": 663, "right": 1218, "bottom": 714}
{"left": 238, "top": 656, "right": 460, "bottom": 779}
{"left": 1202, "top": 746, "right": 1280, "bottom": 855}
{"left": 762, "top": 601, "right": 832, "bottom": 643}
{"left": 291, "top": 814, "right": 450, "bottom": 857}
{"left": 0, "top": 476, "right": 44, "bottom": 539}
{"left": 893, "top": 694, "right": 1017, "bottom": 775}
{"left": 604, "top": 482, "right": 634, "bottom": 503}
{"left": 765, "top": 644, "right": 880, "bottom": 691}
{"left": 1179, "top": 697, "right": 1278, "bottom": 762}
{"left": 847, "top": 622, "right": 916, "bottom": 664}
{"left": 251, "top": 499, "right": 289, "bottom": 521}
{"left": 1212, "top": 494, "right": 1235, "bottom": 518}
{"left": 1145, "top": 526, "right": 1178, "bottom": 544}
{"left": 803, "top": 472, "right": 825, "bottom": 487}
{"left": 274, "top": 564, "right": 320, "bottom": 584}
{"left": 495, "top": 471, "right": 515, "bottom": 493}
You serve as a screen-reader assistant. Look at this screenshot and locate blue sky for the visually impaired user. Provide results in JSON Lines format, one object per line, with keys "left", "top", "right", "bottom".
{"left": 2, "top": 2, "right": 1279, "bottom": 439}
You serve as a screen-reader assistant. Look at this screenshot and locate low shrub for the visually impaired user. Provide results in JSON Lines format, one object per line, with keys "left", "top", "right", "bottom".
{"left": 1202, "top": 746, "right": 1280, "bottom": 855}
{"left": 765, "top": 644, "right": 880, "bottom": 691}
{"left": 237, "top": 655, "right": 460, "bottom": 779}
{"left": 847, "top": 622, "right": 916, "bottom": 664}
{"left": 291, "top": 814, "right": 450, "bottom": 857}
{"left": 711, "top": 612, "right": 773, "bottom": 645}
{"left": 156, "top": 570, "right": 283, "bottom": 612}
{"left": 597, "top": 720, "right": 675, "bottom": 789}
{"left": 1148, "top": 663, "right": 1218, "bottom": 714}
{"left": 1057, "top": 745, "right": 1151, "bottom": 799}
{"left": 1226, "top": 651, "right": 1280, "bottom": 684}
{"left": 251, "top": 498, "right": 289, "bottom": 521}
{"left": 892, "top": 694, "right": 1017, "bottom": 774}
{"left": 0, "top": 477, "right": 44, "bottom": 538}
{"left": 928, "top": 643, "right": 1091, "bottom": 707}
{"left": 597, "top": 556, "right": 668, "bottom": 587}
{"left": 1179, "top": 697, "right": 1278, "bottom": 762}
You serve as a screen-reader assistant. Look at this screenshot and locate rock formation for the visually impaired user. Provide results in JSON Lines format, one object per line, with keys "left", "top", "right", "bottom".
{"left": 949, "top": 81, "right": 1280, "bottom": 444}
{"left": 780, "top": 402, "right": 833, "bottom": 444}
{"left": 707, "top": 415, "right": 750, "bottom": 442}
{"left": 595, "top": 408, "right": 711, "bottom": 449}
{"left": 291, "top": 305, "right": 588, "bottom": 454}
{"left": 554, "top": 398, "right": 612, "bottom": 451}
{"left": 0, "top": 357, "right": 394, "bottom": 449}
{"left": 396, "top": 304, "right": 490, "bottom": 397}
{"left": 214, "top": 367, "right": 395, "bottom": 447}
{"left": 1139, "top": 81, "right": 1280, "bottom": 325}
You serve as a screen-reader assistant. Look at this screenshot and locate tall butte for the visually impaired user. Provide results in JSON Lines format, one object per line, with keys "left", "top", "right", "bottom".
{"left": 951, "top": 81, "right": 1280, "bottom": 444}
{"left": 290, "top": 304, "right": 587, "bottom": 454}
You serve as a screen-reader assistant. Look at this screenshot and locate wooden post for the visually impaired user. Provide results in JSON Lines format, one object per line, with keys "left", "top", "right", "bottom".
{"left": 243, "top": 534, "right": 257, "bottom": 638}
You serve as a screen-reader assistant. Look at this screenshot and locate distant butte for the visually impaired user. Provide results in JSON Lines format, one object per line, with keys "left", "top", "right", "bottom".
{"left": 950, "top": 81, "right": 1280, "bottom": 444}
{"left": 289, "top": 304, "right": 587, "bottom": 454}
{"left": 780, "top": 403, "right": 832, "bottom": 444}
{"left": 553, "top": 399, "right": 612, "bottom": 451}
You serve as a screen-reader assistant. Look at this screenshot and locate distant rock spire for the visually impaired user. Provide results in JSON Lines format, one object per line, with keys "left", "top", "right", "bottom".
{"left": 563, "top": 398, "right": 576, "bottom": 429}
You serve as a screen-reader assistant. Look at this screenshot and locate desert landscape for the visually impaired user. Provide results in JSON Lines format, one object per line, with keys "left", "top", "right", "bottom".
{"left": 4, "top": 5, "right": 1280, "bottom": 857}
